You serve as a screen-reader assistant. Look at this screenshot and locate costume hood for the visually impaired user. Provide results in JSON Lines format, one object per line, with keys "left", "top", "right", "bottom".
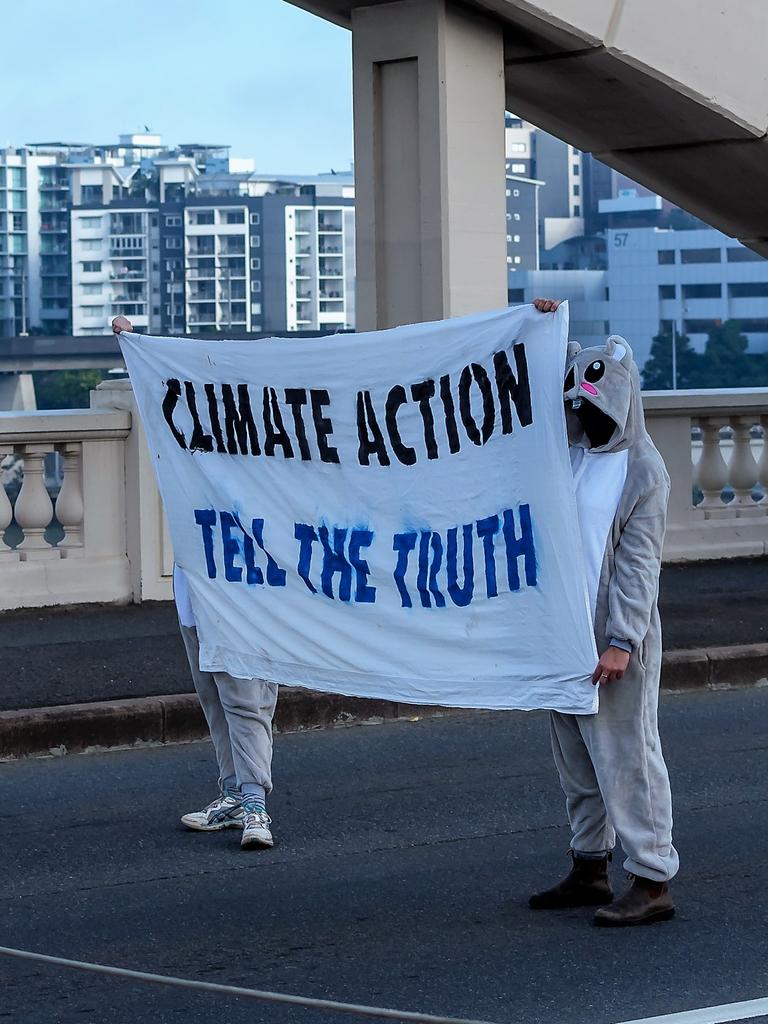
{"left": 564, "top": 335, "right": 647, "bottom": 453}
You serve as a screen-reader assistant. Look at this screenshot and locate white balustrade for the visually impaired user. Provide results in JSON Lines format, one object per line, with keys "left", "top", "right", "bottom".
{"left": 1, "top": 386, "right": 768, "bottom": 609}
{"left": 14, "top": 443, "right": 58, "bottom": 559}
{"left": 0, "top": 406, "right": 135, "bottom": 610}
{"left": 644, "top": 389, "right": 768, "bottom": 560}
{"left": 55, "top": 442, "right": 84, "bottom": 553}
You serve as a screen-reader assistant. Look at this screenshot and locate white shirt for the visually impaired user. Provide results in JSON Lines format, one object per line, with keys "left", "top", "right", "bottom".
{"left": 570, "top": 446, "right": 628, "bottom": 621}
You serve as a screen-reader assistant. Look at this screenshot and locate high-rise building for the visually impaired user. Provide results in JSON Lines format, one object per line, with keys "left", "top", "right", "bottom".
{"left": 0, "top": 135, "right": 357, "bottom": 338}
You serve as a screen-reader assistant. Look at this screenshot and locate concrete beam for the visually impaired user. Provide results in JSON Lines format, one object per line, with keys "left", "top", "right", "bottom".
{"left": 0, "top": 373, "right": 36, "bottom": 411}
{"left": 352, "top": 0, "right": 508, "bottom": 330}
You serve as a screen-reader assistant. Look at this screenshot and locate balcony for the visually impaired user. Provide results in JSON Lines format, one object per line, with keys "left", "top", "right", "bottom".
{"left": 109, "top": 270, "right": 146, "bottom": 281}
{"left": 109, "top": 246, "right": 145, "bottom": 259}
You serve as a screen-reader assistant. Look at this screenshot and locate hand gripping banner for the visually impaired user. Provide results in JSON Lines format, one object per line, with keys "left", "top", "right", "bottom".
{"left": 119, "top": 303, "right": 598, "bottom": 713}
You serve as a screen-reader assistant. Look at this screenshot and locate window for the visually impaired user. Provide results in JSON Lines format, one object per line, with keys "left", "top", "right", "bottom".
{"left": 513, "top": 189, "right": 519, "bottom": 197}
{"left": 250, "top": 212, "right": 261, "bottom": 225}
{"left": 250, "top": 235, "right": 260, "bottom": 247}
{"left": 506, "top": 235, "right": 512, "bottom": 243}
{"left": 729, "top": 282, "right": 768, "bottom": 298}
{"left": 513, "top": 235, "right": 520, "bottom": 243}
{"left": 252, "top": 280, "right": 262, "bottom": 292}
{"left": 573, "top": 205, "right": 581, "bottom": 216}
{"left": 572, "top": 163, "right": 580, "bottom": 175}
{"left": 506, "top": 213, "right": 511, "bottom": 221}
{"left": 81, "top": 185, "right": 103, "bottom": 204}
{"left": 80, "top": 239, "right": 101, "bottom": 251}
{"left": 681, "top": 248, "right": 721, "bottom": 264}
{"left": 505, "top": 190, "right": 510, "bottom": 197}
{"left": 251, "top": 302, "right": 262, "bottom": 315}
{"left": 82, "top": 306, "right": 104, "bottom": 317}
{"left": 684, "top": 319, "right": 720, "bottom": 334}
{"left": 513, "top": 256, "right": 521, "bottom": 265}
{"left": 511, "top": 163, "right": 525, "bottom": 174}
{"left": 250, "top": 257, "right": 261, "bottom": 270}
{"left": 573, "top": 184, "right": 580, "bottom": 196}
{"left": 508, "top": 142, "right": 526, "bottom": 153}
{"left": 165, "top": 237, "right": 182, "bottom": 249}
{"left": 225, "top": 210, "right": 245, "bottom": 224}
{"left": 508, "top": 288, "right": 525, "bottom": 303}
{"left": 81, "top": 284, "right": 102, "bottom": 295}
{"left": 727, "top": 247, "right": 764, "bottom": 263}
{"left": 191, "top": 210, "right": 215, "bottom": 225}
{"left": 681, "top": 283, "right": 721, "bottom": 299}
{"left": 513, "top": 213, "right": 520, "bottom": 221}
{"left": 737, "top": 319, "right": 768, "bottom": 332}
{"left": 12, "top": 214, "right": 25, "bottom": 231}
{"left": 81, "top": 260, "right": 102, "bottom": 272}
{"left": 658, "top": 249, "right": 676, "bottom": 265}
{"left": 658, "top": 285, "right": 676, "bottom": 300}
{"left": 165, "top": 215, "right": 182, "bottom": 227}
{"left": 79, "top": 216, "right": 102, "bottom": 229}
{"left": 165, "top": 258, "right": 182, "bottom": 272}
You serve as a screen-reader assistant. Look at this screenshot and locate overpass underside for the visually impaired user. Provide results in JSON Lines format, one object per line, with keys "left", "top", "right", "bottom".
{"left": 288, "top": 0, "right": 768, "bottom": 328}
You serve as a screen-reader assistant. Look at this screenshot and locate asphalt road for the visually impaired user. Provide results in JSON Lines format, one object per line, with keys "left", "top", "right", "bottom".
{"left": 1, "top": 688, "right": 768, "bottom": 1024}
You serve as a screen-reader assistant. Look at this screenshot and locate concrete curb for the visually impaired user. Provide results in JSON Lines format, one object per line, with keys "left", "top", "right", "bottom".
{"left": 2, "top": 643, "right": 767, "bottom": 760}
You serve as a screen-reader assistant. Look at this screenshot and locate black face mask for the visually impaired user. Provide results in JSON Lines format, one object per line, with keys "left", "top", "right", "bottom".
{"left": 575, "top": 400, "right": 616, "bottom": 449}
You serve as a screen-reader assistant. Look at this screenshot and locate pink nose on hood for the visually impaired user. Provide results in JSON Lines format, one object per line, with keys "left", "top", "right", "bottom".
{"left": 580, "top": 381, "right": 599, "bottom": 397}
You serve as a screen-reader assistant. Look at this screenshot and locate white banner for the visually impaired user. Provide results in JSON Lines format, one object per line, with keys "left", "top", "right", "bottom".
{"left": 120, "top": 304, "right": 598, "bottom": 713}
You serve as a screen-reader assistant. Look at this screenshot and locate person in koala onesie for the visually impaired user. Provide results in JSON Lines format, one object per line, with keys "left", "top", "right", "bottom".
{"left": 528, "top": 297, "right": 678, "bottom": 927}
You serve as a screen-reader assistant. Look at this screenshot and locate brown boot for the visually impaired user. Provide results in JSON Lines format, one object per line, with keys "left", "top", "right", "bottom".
{"left": 593, "top": 875, "right": 675, "bottom": 927}
{"left": 529, "top": 852, "right": 613, "bottom": 909}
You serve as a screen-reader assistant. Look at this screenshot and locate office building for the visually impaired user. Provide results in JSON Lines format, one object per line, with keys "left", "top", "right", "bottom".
{"left": 513, "top": 227, "right": 768, "bottom": 368}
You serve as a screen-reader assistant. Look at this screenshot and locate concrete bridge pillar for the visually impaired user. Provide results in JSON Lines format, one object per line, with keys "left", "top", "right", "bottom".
{"left": 352, "top": 0, "right": 508, "bottom": 330}
{"left": 0, "top": 372, "right": 36, "bottom": 411}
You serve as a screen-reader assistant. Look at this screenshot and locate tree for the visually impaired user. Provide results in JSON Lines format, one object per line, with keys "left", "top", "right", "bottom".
{"left": 642, "top": 328, "right": 699, "bottom": 390}
{"left": 692, "top": 320, "right": 766, "bottom": 389}
{"left": 32, "top": 370, "right": 109, "bottom": 410}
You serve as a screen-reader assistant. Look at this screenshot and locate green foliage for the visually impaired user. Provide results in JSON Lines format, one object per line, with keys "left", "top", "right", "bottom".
{"left": 33, "top": 370, "right": 109, "bottom": 410}
{"left": 643, "top": 320, "right": 768, "bottom": 390}
{"left": 642, "top": 328, "right": 698, "bottom": 390}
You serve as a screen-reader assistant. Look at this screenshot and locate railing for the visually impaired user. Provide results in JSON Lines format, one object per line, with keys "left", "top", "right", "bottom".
{"left": 0, "top": 382, "right": 173, "bottom": 610}
{"left": 1, "top": 388, "right": 768, "bottom": 611}
{"left": 644, "top": 390, "right": 768, "bottom": 560}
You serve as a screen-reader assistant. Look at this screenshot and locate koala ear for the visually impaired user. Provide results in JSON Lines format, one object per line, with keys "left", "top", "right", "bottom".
{"left": 567, "top": 341, "right": 582, "bottom": 362}
{"left": 605, "top": 334, "right": 633, "bottom": 368}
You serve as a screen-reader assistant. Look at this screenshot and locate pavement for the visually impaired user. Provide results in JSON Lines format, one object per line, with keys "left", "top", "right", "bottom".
{"left": 2, "top": 557, "right": 768, "bottom": 714}
{"left": 2, "top": 686, "right": 768, "bottom": 1024}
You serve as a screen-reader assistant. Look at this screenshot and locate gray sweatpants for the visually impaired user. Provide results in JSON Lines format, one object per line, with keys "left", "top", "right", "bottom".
{"left": 549, "top": 670, "right": 679, "bottom": 883}
{"left": 180, "top": 624, "right": 278, "bottom": 795}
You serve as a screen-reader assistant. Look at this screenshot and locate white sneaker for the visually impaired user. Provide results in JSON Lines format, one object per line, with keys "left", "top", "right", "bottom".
{"left": 240, "top": 802, "right": 274, "bottom": 849}
{"left": 181, "top": 793, "right": 244, "bottom": 832}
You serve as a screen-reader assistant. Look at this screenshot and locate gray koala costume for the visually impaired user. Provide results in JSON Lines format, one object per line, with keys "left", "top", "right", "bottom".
{"left": 550, "top": 335, "right": 679, "bottom": 883}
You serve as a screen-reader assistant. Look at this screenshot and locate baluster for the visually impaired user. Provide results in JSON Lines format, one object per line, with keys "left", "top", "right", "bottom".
{"left": 729, "top": 416, "right": 760, "bottom": 512}
{"left": 757, "top": 416, "right": 768, "bottom": 507}
{"left": 14, "top": 443, "right": 59, "bottom": 560}
{"left": 0, "top": 447, "right": 17, "bottom": 559}
{"left": 55, "top": 442, "right": 84, "bottom": 554}
{"left": 695, "top": 418, "right": 729, "bottom": 514}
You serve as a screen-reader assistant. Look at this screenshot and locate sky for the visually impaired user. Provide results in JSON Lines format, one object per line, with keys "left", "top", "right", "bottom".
{"left": 2, "top": 0, "right": 353, "bottom": 175}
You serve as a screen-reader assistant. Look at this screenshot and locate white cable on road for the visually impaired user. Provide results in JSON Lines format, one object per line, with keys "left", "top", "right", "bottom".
{"left": 615, "top": 995, "right": 768, "bottom": 1024}
{"left": 0, "top": 945, "right": 499, "bottom": 1024}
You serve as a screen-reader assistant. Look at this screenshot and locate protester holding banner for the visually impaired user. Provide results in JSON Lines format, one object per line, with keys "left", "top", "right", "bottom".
{"left": 112, "top": 314, "right": 276, "bottom": 852}
{"left": 528, "top": 298, "right": 678, "bottom": 927}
